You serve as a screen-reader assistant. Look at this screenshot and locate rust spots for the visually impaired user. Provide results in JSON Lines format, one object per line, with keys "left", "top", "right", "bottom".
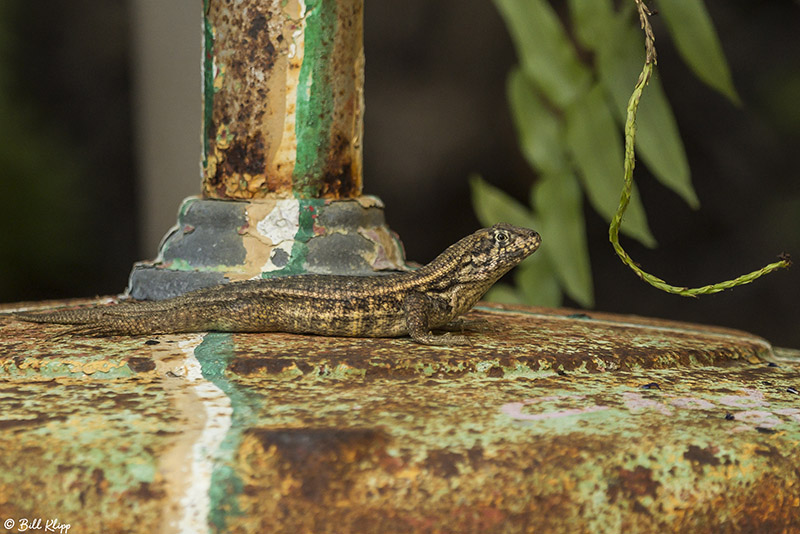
{"left": 608, "top": 465, "right": 660, "bottom": 503}
{"left": 0, "top": 415, "right": 67, "bottom": 431}
{"left": 245, "top": 427, "right": 389, "bottom": 501}
{"left": 753, "top": 444, "right": 783, "bottom": 459}
{"left": 205, "top": 132, "right": 271, "bottom": 199}
{"left": 90, "top": 468, "right": 107, "bottom": 497}
{"left": 683, "top": 444, "right": 722, "bottom": 474}
{"left": 128, "top": 481, "right": 166, "bottom": 502}
{"left": 221, "top": 135, "right": 266, "bottom": 176}
{"left": 251, "top": 427, "right": 387, "bottom": 465}
{"left": 721, "top": 475, "right": 800, "bottom": 532}
{"left": 229, "top": 356, "right": 311, "bottom": 376}
{"left": 127, "top": 357, "right": 155, "bottom": 373}
{"left": 425, "top": 449, "right": 464, "bottom": 478}
{"left": 319, "top": 133, "right": 360, "bottom": 198}
{"left": 247, "top": 13, "right": 267, "bottom": 39}
{"left": 487, "top": 366, "right": 505, "bottom": 378}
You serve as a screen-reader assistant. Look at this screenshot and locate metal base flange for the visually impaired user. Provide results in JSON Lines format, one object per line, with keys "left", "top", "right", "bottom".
{"left": 127, "top": 195, "right": 408, "bottom": 300}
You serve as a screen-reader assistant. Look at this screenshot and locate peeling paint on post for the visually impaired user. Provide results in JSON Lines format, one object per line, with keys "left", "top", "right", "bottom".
{"left": 203, "top": 0, "right": 364, "bottom": 199}
{"left": 127, "top": 196, "right": 408, "bottom": 300}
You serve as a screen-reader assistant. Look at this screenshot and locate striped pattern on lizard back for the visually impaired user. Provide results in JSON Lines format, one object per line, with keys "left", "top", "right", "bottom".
{"left": 16, "top": 223, "right": 541, "bottom": 345}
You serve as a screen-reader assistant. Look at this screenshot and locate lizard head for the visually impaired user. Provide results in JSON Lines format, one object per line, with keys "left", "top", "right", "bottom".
{"left": 455, "top": 223, "right": 541, "bottom": 283}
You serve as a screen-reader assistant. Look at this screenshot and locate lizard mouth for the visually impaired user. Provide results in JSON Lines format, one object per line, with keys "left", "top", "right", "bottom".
{"left": 517, "top": 229, "right": 541, "bottom": 257}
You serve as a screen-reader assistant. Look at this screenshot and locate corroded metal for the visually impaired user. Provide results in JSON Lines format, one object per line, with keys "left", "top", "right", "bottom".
{"left": 203, "top": 0, "right": 364, "bottom": 199}
{"left": 1, "top": 301, "right": 799, "bottom": 533}
{"left": 129, "top": 0, "right": 392, "bottom": 299}
{"left": 127, "top": 0, "right": 398, "bottom": 300}
{"left": 127, "top": 196, "right": 408, "bottom": 300}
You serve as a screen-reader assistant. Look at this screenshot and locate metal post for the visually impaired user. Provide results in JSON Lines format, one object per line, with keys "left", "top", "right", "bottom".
{"left": 128, "top": 0, "right": 405, "bottom": 300}
{"left": 202, "top": 0, "right": 364, "bottom": 199}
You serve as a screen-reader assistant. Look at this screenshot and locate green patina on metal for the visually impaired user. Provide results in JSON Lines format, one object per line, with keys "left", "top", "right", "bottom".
{"left": 178, "top": 195, "right": 198, "bottom": 220}
{"left": 292, "top": 0, "right": 337, "bottom": 197}
{"left": 225, "top": 364, "right": 800, "bottom": 532}
{"left": 0, "top": 376, "right": 172, "bottom": 530}
{"left": 222, "top": 342, "right": 800, "bottom": 532}
{"left": 195, "top": 332, "right": 255, "bottom": 532}
{"left": 0, "top": 339, "right": 136, "bottom": 380}
{"left": 22, "top": 407, "right": 159, "bottom": 493}
{"left": 2, "top": 302, "right": 799, "bottom": 532}
{"left": 163, "top": 258, "right": 245, "bottom": 273}
{"left": 1, "top": 357, "right": 134, "bottom": 379}
{"left": 263, "top": 197, "right": 327, "bottom": 277}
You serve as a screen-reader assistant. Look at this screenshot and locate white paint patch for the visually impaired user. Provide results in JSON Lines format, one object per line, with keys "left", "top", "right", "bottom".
{"left": 501, "top": 395, "right": 609, "bottom": 421}
{"left": 257, "top": 198, "right": 300, "bottom": 272}
{"left": 250, "top": 66, "right": 265, "bottom": 83}
{"left": 256, "top": 198, "right": 300, "bottom": 242}
{"left": 176, "top": 335, "right": 233, "bottom": 534}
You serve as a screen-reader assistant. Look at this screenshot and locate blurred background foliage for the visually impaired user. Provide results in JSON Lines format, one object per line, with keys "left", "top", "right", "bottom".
{"left": 0, "top": 1, "right": 137, "bottom": 301}
{"left": 471, "top": 0, "right": 739, "bottom": 308}
{"left": 0, "top": 1, "right": 797, "bottom": 347}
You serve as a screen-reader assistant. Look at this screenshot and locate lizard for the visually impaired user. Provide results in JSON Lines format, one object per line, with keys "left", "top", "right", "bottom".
{"left": 15, "top": 223, "right": 541, "bottom": 346}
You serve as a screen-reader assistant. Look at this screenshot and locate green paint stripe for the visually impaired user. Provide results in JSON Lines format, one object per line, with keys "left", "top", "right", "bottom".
{"left": 195, "top": 333, "right": 259, "bottom": 532}
{"left": 292, "top": 0, "right": 338, "bottom": 197}
{"left": 262, "top": 198, "right": 327, "bottom": 277}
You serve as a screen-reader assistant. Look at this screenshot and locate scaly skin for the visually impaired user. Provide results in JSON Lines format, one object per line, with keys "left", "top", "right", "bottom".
{"left": 16, "top": 223, "right": 541, "bottom": 345}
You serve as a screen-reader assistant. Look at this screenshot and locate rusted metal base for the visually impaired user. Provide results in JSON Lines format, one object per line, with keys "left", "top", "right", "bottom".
{"left": 127, "top": 195, "right": 408, "bottom": 300}
{"left": 1, "top": 302, "right": 799, "bottom": 533}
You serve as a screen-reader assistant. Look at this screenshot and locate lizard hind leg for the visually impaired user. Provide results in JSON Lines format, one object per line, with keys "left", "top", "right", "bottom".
{"left": 403, "top": 292, "right": 471, "bottom": 346}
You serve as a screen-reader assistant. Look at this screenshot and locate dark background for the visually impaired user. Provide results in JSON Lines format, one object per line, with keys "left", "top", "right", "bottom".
{"left": 0, "top": 1, "right": 798, "bottom": 347}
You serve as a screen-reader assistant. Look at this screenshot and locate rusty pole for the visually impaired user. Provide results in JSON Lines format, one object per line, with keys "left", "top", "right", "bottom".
{"left": 128, "top": 0, "right": 405, "bottom": 300}
{"left": 202, "top": 0, "right": 364, "bottom": 199}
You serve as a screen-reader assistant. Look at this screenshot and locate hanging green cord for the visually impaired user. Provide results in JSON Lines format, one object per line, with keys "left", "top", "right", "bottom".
{"left": 609, "top": 0, "right": 791, "bottom": 296}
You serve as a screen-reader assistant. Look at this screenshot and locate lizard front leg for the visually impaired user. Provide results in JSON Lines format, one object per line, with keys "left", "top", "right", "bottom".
{"left": 403, "top": 292, "right": 471, "bottom": 346}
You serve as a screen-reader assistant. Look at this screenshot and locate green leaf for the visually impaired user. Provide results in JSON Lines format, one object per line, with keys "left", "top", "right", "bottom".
{"left": 483, "top": 283, "right": 525, "bottom": 306}
{"left": 658, "top": 0, "right": 741, "bottom": 105}
{"left": 533, "top": 172, "right": 594, "bottom": 307}
{"left": 564, "top": 84, "right": 656, "bottom": 248}
{"left": 507, "top": 68, "right": 568, "bottom": 175}
{"left": 469, "top": 174, "right": 537, "bottom": 229}
{"left": 597, "top": 21, "right": 699, "bottom": 208}
{"left": 567, "top": 0, "right": 614, "bottom": 50}
{"left": 493, "top": 0, "right": 591, "bottom": 108}
{"left": 514, "top": 255, "right": 562, "bottom": 308}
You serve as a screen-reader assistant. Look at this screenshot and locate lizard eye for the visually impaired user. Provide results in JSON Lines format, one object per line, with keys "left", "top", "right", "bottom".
{"left": 493, "top": 230, "right": 510, "bottom": 245}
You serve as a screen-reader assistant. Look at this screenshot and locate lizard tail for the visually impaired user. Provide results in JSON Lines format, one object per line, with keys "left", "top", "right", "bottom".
{"left": 14, "top": 300, "right": 215, "bottom": 336}
{"left": 14, "top": 307, "right": 103, "bottom": 326}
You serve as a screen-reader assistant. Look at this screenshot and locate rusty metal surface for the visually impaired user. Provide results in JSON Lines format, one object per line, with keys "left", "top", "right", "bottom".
{"left": 203, "top": 0, "right": 364, "bottom": 199}
{"left": 1, "top": 301, "right": 799, "bottom": 533}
